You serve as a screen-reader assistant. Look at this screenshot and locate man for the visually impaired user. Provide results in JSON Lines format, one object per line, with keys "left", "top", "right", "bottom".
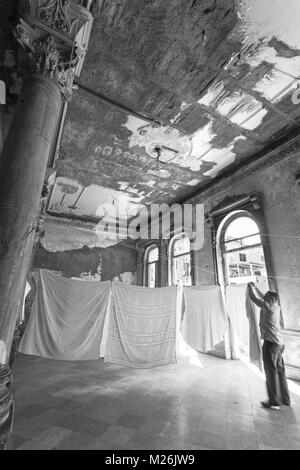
{"left": 247, "top": 282, "right": 290, "bottom": 410}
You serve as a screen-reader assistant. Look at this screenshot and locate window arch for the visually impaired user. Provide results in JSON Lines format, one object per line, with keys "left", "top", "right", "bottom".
{"left": 144, "top": 245, "right": 159, "bottom": 287}
{"left": 169, "top": 233, "right": 192, "bottom": 286}
{"left": 217, "top": 210, "right": 267, "bottom": 286}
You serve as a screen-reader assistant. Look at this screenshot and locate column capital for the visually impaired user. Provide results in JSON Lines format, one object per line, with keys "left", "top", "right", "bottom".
{"left": 13, "top": 0, "right": 93, "bottom": 100}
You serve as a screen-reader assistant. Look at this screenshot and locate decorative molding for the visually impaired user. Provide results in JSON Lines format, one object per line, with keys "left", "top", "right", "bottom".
{"left": 19, "top": 0, "right": 92, "bottom": 46}
{"left": 14, "top": 19, "right": 82, "bottom": 99}
{"left": 206, "top": 193, "right": 263, "bottom": 237}
{"left": 45, "top": 214, "right": 97, "bottom": 231}
{"left": 37, "top": 0, "right": 71, "bottom": 34}
{"left": 208, "top": 192, "right": 262, "bottom": 219}
{"left": 13, "top": 1, "right": 93, "bottom": 99}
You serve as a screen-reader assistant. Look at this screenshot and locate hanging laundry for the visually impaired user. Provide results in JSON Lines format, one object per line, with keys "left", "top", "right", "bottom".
{"left": 226, "top": 283, "right": 263, "bottom": 370}
{"left": 104, "top": 281, "right": 178, "bottom": 368}
{"left": 19, "top": 269, "right": 111, "bottom": 360}
{"left": 181, "top": 285, "right": 228, "bottom": 353}
{"left": 226, "top": 285, "right": 249, "bottom": 347}
{"left": 246, "top": 284, "right": 263, "bottom": 371}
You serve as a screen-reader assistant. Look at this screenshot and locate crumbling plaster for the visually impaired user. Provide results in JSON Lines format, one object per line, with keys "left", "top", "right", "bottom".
{"left": 50, "top": 0, "right": 300, "bottom": 223}
{"left": 189, "top": 151, "right": 300, "bottom": 369}
{"left": 33, "top": 240, "right": 137, "bottom": 282}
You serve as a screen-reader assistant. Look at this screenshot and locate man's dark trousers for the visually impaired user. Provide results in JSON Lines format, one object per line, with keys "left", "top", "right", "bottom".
{"left": 262, "top": 340, "right": 290, "bottom": 406}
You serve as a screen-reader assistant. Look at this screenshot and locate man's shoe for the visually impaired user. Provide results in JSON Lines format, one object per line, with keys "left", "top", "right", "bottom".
{"left": 261, "top": 401, "right": 280, "bottom": 410}
{"left": 282, "top": 402, "right": 291, "bottom": 406}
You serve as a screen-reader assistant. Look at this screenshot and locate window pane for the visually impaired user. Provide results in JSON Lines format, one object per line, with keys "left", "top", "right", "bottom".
{"left": 225, "top": 245, "right": 267, "bottom": 284}
{"left": 172, "top": 253, "right": 192, "bottom": 286}
{"left": 148, "top": 246, "right": 158, "bottom": 263}
{"left": 225, "top": 233, "right": 261, "bottom": 251}
{"left": 224, "top": 217, "right": 261, "bottom": 251}
{"left": 225, "top": 217, "right": 259, "bottom": 240}
{"left": 148, "top": 262, "right": 156, "bottom": 288}
{"left": 173, "top": 236, "right": 190, "bottom": 256}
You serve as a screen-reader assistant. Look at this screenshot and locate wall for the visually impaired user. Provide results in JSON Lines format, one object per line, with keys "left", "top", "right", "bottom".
{"left": 33, "top": 239, "right": 137, "bottom": 283}
{"left": 189, "top": 150, "right": 300, "bottom": 376}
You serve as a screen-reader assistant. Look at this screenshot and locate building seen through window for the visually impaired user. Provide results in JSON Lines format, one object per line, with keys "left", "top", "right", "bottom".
{"left": 170, "top": 234, "right": 192, "bottom": 286}
{"left": 223, "top": 216, "right": 267, "bottom": 285}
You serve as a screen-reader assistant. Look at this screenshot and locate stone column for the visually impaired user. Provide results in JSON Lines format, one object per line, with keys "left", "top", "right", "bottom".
{"left": 0, "top": 73, "right": 61, "bottom": 365}
{"left": 0, "top": 74, "right": 61, "bottom": 449}
{"left": 0, "top": 0, "right": 93, "bottom": 449}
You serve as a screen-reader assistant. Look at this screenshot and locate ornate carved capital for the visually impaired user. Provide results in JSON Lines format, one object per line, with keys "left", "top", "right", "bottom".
{"left": 13, "top": 0, "right": 93, "bottom": 100}
{"left": 37, "top": 0, "right": 71, "bottom": 34}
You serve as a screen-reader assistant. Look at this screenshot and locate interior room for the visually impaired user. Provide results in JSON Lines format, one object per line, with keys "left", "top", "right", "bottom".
{"left": 0, "top": 0, "right": 300, "bottom": 451}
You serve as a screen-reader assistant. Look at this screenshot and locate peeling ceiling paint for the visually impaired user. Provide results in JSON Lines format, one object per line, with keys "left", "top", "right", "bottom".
{"left": 44, "top": 0, "right": 300, "bottom": 228}
{"left": 238, "top": 0, "right": 300, "bottom": 49}
{"left": 49, "top": 177, "right": 145, "bottom": 220}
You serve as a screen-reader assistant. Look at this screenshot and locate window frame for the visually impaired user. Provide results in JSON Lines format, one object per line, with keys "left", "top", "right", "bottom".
{"left": 144, "top": 244, "right": 159, "bottom": 287}
{"left": 169, "top": 232, "right": 192, "bottom": 286}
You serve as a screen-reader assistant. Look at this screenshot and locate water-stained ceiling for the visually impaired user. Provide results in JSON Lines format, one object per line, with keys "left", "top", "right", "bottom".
{"left": 47, "top": 0, "right": 300, "bottom": 222}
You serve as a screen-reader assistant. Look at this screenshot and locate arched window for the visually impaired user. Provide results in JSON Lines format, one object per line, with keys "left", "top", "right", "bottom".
{"left": 220, "top": 212, "right": 267, "bottom": 285}
{"left": 144, "top": 245, "right": 159, "bottom": 287}
{"left": 169, "top": 234, "right": 192, "bottom": 286}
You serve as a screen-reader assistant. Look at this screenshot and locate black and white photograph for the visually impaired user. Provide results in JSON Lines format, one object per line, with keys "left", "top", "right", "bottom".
{"left": 0, "top": 0, "right": 300, "bottom": 455}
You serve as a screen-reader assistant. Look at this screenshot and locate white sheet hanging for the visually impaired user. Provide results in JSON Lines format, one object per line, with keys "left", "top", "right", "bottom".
{"left": 245, "top": 285, "right": 263, "bottom": 370}
{"left": 20, "top": 281, "right": 31, "bottom": 322}
{"left": 226, "top": 285, "right": 249, "bottom": 346}
{"left": 104, "top": 281, "right": 178, "bottom": 368}
{"left": 19, "top": 269, "right": 111, "bottom": 360}
{"left": 226, "top": 283, "right": 263, "bottom": 370}
{"left": 181, "top": 285, "right": 228, "bottom": 353}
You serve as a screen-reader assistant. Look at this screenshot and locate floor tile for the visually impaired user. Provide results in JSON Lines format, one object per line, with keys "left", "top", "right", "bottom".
{"left": 115, "top": 412, "right": 145, "bottom": 430}
{"left": 56, "top": 413, "right": 109, "bottom": 437}
{"left": 34, "top": 425, "right": 72, "bottom": 448}
{"left": 100, "top": 424, "right": 136, "bottom": 445}
{"left": 7, "top": 352, "right": 300, "bottom": 450}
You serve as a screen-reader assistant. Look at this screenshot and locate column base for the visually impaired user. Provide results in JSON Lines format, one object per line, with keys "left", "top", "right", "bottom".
{"left": 0, "top": 366, "right": 14, "bottom": 451}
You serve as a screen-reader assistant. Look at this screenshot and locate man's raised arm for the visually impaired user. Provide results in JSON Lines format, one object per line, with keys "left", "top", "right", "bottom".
{"left": 247, "top": 282, "right": 264, "bottom": 308}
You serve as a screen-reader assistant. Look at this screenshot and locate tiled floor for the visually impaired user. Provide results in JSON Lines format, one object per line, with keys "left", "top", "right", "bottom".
{"left": 7, "top": 350, "right": 300, "bottom": 450}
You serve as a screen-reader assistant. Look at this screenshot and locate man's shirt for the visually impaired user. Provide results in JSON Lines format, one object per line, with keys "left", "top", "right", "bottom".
{"left": 248, "top": 288, "right": 282, "bottom": 345}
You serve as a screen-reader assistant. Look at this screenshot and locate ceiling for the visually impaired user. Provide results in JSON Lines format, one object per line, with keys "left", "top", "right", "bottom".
{"left": 1, "top": 0, "right": 300, "bottom": 250}
{"left": 47, "top": 0, "right": 300, "bottom": 226}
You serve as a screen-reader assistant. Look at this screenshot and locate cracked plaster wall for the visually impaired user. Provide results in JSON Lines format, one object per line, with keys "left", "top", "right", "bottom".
{"left": 33, "top": 240, "right": 137, "bottom": 283}
{"left": 191, "top": 154, "right": 300, "bottom": 372}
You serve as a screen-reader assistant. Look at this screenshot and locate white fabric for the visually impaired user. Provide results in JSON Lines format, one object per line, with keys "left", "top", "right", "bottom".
{"left": 99, "top": 291, "right": 112, "bottom": 358}
{"left": 245, "top": 286, "right": 263, "bottom": 370}
{"left": 181, "top": 285, "right": 228, "bottom": 353}
{"left": 175, "top": 285, "right": 184, "bottom": 356}
{"left": 226, "top": 284, "right": 263, "bottom": 370}
{"left": 20, "top": 282, "right": 31, "bottom": 322}
{"left": 19, "top": 269, "right": 111, "bottom": 360}
{"left": 226, "top": 285, "right": 249, "bottom": 346}
{"left": 104, "top": 281, "right": 177, "bottom": 368}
